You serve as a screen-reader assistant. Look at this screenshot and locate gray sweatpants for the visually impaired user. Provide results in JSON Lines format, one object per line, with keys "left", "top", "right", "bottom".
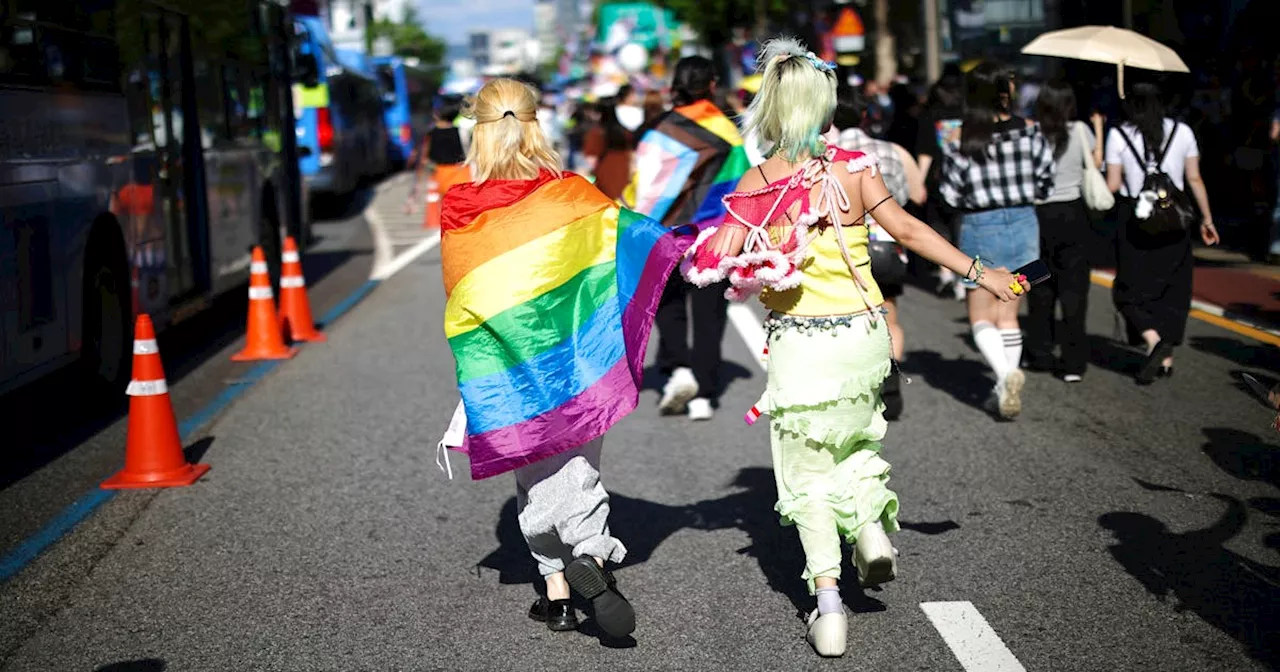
{"left": 513, "top": 437, "right": 627, "bottom": 576}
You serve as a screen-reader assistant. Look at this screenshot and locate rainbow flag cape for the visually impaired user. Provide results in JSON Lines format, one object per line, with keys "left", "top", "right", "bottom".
{"left": 441, "top": 171, "right": 693, "bottom": 479}
{"left": 626, "top": 99, "right": 751, "bottom": 229}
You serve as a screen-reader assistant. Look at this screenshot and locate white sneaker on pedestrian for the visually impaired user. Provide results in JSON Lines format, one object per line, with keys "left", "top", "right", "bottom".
{"left": 687, "top": 398, "right": 713, "bottom": 421}
{"left": 996, "top": 369, "right": 1025, "bottom": 419}
{"left": 659, "top": 367, "right": 699, "bottom": 415}
{"left": 953, "top": 281, "right": 967, "bottom": 301}
{"left": 854, "top": 521, "right": 898, "bottom": 587}
{"left": 1062, "top": 374, "right": 1083, "bottom": 383}
{"left": 806, "top": 608, "right": 848, "bottom": 657}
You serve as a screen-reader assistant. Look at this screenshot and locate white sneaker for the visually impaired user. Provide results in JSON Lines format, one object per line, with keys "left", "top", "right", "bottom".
{"left": 687, "top": 398, "right": 713, "bottom": 421}
{"left": 854, "top": 522, "right": 898, "bottom": 587}
{"left": 953, "top": 281, "right": 967, "bottom": 301}
{"left": 806, "top": 608, "right": 848, "bottom": 657}
{"left": 996, "top": 369, "right": 1025, "bottom": 419}
{"left": 658, "top": 367, "right": 699, "bottom": 415}
{"left": 1062, "top": 374, "right": 1083, "bottom": 383}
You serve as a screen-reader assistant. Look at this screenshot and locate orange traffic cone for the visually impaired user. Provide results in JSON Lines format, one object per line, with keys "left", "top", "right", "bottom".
{"left": 231, "top": 246, "right": 298, "bottom": 362}
{"left": 102, "top": 314, "right": 209, "bottom": 489}
{"left": 423, "top": 176, "right": 442, "bottom": 229}
{"left": 278, "top": 236, "right": 326, "bottom": 343}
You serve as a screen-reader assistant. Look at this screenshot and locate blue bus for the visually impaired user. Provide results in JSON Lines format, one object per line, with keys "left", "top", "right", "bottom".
{"left": 373, "top": 56, "right": 435, "bottom": 168}
{"left": 290, "top": 16, "right": 388, "bottom": 199}
{"left": 0, "top": 0, "right": 306, "bottom": 395}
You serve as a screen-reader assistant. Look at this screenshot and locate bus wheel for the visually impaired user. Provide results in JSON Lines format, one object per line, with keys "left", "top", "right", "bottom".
{"left": 80, "top": 233, "right": 132, "bottom": 398}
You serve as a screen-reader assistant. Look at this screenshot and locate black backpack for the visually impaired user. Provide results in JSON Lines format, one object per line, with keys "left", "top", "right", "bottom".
{"left": 1118, "top": 124, "right": 1197, "bottom": 236}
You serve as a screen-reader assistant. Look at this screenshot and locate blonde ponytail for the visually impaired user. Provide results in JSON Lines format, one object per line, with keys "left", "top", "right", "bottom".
{"left": 465, "top": 79, "right": 561, "bottom": 183}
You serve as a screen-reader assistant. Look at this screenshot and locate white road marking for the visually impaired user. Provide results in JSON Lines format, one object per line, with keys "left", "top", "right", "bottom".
{"left": 364, "top": 175, "right": 440, "bottom": 281}
{"left": 364, "top": 206, "right": 396, "bottom": 279}
{"left": 373, "top": 232, "right": 440, "bottom": 281}
{"left": 727, "top": 303, "right": 768, "bottom": 371}
{"left": 921, "top": 601, "right": 1027, "bottom": 672}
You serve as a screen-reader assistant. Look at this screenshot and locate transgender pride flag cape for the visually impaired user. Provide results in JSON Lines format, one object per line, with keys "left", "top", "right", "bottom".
{"left": 440, "top": 171, "right": 693, "bottom": 479}
{"left": 627, "top": 99, "right": 752, "bottom": 230}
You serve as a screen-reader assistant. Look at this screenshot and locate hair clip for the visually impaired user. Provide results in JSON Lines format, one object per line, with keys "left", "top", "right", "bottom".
{"left": 502, "top": 110, "right": 515, "bottom": 118}
{"left": 804, "top": 52, "right": 836, "bottom": 73}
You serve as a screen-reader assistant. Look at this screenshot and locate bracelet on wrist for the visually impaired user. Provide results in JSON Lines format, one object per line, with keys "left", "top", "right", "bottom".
{"left": 966, "top": 256, "right": 985, "bottom": 283}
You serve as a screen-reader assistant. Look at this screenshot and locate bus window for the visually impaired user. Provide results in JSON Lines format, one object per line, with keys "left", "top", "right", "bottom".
{"left": 193, "top": 58, "right": 228, "bottom": 149}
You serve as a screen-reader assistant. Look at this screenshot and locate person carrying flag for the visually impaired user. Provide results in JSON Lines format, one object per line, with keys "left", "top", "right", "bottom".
{"left": 627, "top": 56, "right": 753, "bottom": 421}
{"left": 437, "top": 78, "right": 693, "bottom": 641}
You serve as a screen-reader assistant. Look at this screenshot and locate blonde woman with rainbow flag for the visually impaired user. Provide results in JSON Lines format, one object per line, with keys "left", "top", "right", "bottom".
{"left": 684, "top": 38, "right": 1027, "bottom": 657}
{"left": 437, "top": 79, "right": 693, "bottom": 642}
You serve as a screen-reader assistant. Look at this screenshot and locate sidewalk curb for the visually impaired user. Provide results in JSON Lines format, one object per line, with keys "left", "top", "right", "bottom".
{"left": 1090, "top": 270, "right": 1280, "bottom": 347}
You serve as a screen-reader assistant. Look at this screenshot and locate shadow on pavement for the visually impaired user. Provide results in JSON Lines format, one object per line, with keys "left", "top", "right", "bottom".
{"left": 184, "top": 436, "right": 215, "bottom": 464}
{"left": 1201, "top": 428, "right": 1279, "bottom": 489}
{"left": 95, "top": 660, "right": 166, "bottom": 672}
{"left": 1189, "top": 335, "right": 1280, "bottom": 374}
{"left": 1085, "top": 334, "right": 1144, "bottom": 379}
{"left": 311, "top": 185, "right": 376, "bottom": 222}
{"left": 899, "top": 350, "right": 991, "bottom": 412}
{"left": 479, "top": 468, "right": 961, "bottom": 625}
{"left": 1098, "top": 493, "right": 1280, "bottom": 669}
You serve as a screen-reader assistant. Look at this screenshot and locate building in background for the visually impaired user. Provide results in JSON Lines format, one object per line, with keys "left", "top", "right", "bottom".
{"left": 535, "top": 0, "right": 558, "bottom": 67}
{"left": 468, "top": 28, "right": 538, "bottom": 75}
{"left": 325, "top": 0, "right": 411, "bottom": 53}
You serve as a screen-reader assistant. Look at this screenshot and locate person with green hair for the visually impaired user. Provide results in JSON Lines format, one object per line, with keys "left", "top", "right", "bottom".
{"left": 683, "top": 36, "right": 1027, "bottom": 658}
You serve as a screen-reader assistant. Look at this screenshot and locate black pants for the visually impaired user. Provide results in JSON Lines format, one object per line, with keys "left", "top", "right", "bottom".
{"left": 655, "top": 273, "right": 728, "bottom": 402}
{"left": 1112, "top": 198, "right": 1193, "bottom": 346}
{"left": 1026, "top": 200, "right": 1092, "bottom": 375}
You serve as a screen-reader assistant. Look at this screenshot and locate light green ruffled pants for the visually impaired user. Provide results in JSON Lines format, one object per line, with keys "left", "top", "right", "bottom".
{"left": 760, "top": 313, "right": 901, "bottom": 593}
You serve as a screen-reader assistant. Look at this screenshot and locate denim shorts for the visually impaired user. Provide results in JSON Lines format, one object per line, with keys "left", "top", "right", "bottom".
{"left": 958, "top": 206, "right": 1040, "bottom": 287}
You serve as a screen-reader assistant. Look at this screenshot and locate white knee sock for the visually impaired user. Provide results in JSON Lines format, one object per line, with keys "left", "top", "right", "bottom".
{"left": 972, "top": 322, "right": 1010, "bottom": 380}
{"left": 1001, "top": 328, "right": 1023, "bottom": 371}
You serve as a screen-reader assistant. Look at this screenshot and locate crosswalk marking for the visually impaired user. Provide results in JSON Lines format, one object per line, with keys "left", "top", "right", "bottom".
{"left": 921, "top": 601, "right": 1027, "bottom": 672}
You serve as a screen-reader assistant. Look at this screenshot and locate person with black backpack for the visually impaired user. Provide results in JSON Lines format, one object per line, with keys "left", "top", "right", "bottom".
{"left": 1104, "top": 82, "right": 1219, "bottom": 385}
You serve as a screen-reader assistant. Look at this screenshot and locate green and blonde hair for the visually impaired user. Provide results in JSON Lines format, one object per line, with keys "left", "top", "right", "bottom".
{"left": 744, "top": 37, "right": 839, "bottom": 162}
{"left": 464, "top": 78, "right": 561, "bottom": 183}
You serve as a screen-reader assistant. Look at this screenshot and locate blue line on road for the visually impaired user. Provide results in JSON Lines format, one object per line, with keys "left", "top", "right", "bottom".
{"left": 318, "top": 280, "right": 378, "bottom": 329}
{"left": 0, "top": 279, "right": 383, "bottom": 584}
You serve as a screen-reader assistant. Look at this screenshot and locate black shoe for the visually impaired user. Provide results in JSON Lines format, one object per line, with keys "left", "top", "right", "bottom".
{"left": 1136, "top": 342, "right": 1174, "bottom": 385}
{"left": 565, "top": 557, "right": 635, "bottom": 638}
{"left": 528, "top": 597, "right": 578, "bottom": 632}
{"left": 881, "top": 372, "right": 903, "bottom": 421}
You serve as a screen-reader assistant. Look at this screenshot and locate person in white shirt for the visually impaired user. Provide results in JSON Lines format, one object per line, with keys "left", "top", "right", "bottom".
{"left": 1104, "top": 81, "right": 1219, "bottom": 385}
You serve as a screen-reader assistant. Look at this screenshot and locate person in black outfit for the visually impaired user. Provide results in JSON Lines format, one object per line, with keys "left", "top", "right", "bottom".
{"left": 1104, "top": 82, "right": 1220, "bottom": 384}
{"left": 1025, "top": 80, "right": 1103, "bottom": 381}
{"left": 643, "top": 57, "right": 730, "bottom": 421}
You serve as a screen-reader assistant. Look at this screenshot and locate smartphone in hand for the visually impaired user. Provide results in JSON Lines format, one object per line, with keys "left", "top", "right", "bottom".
{"left": 1014, "top": 259, "right": 1052, "bottom": 287}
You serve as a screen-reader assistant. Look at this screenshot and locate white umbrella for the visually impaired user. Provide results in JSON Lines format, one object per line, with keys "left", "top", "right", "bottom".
{"left": 1021, "top": 25, "right": 1188, "bottom": 97}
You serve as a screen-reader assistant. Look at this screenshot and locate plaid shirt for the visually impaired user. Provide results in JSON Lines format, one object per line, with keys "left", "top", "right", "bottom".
{"left": 939, "top": 119, "right": 1056, "bottom": 211}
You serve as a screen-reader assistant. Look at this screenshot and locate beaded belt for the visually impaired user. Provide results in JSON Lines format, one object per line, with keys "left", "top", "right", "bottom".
{"left": 763, "top": 309, "right": 885, "bottom": 338}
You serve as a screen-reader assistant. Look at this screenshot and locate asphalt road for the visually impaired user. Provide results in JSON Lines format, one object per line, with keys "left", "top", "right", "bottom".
{"left": 2, "top": 199, "right": 1278, "bottom": 670}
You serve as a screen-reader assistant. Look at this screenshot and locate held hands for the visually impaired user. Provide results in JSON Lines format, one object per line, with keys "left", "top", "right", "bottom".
{"left": 978, "top": 267, "right": 1029, "bottom": 302}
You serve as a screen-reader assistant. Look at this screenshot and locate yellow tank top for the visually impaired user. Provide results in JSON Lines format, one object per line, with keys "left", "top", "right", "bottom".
{"left": 760, "top": 223, "right": 884, "bottom": 316}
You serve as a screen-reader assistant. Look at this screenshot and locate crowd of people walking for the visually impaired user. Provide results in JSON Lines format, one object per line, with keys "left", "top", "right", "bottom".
{"left": 432, "top": 38, "right": 1220, "bottom": 659}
